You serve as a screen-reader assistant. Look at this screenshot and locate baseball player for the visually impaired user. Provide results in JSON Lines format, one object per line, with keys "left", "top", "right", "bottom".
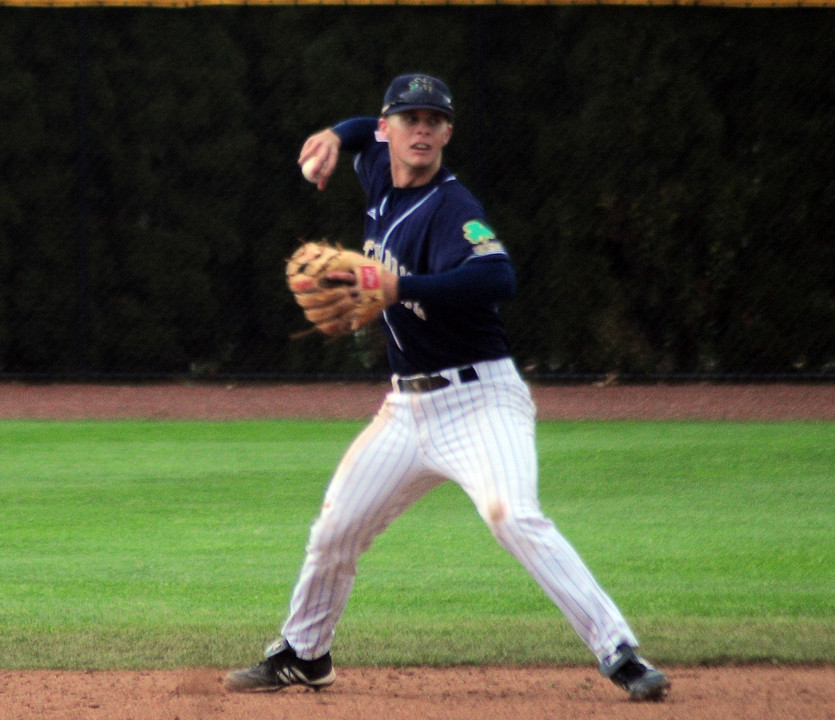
{"left": 225, "top": 73, "right": 670, "bottom": 702}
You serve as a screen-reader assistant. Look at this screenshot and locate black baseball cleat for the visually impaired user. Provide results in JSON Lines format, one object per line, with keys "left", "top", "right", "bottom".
{"left": 224, "top": 639, "right": 336, "bottom": 693}
{"left": 599, "top": 644, "right": 670, "bottom": 701}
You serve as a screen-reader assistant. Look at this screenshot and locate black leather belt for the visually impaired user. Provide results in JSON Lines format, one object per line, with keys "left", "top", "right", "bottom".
{"left": 397, "top": 365, "right": 479, "bottom": 393}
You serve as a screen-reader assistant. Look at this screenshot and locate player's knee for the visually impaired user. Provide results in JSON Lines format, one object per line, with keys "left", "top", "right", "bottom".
{"left": 485, "top": 498, "right": 508, "bottom": 526}
{"left": 484, "top": 499, "right": 518, "bottom": 540}
{"left": 486, "top": 505, "right": 547, "bottom": 546}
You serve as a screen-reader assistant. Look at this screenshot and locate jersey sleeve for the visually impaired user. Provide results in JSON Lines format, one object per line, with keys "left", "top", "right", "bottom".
{"left": 427, "top": 185, "right": 509, "bottom": 272}
{"left": 398, "top": 255, "right": 515, "bottom": 306}
{"left": 398, "top": 181, "right": 515, "bottom": 306}
{"left": 331, "top": 117, "right": 378, "bottom": 153}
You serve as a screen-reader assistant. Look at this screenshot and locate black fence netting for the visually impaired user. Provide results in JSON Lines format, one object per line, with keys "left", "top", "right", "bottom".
{"left": 1, "top": 6, "right": 833, "bottom": 380}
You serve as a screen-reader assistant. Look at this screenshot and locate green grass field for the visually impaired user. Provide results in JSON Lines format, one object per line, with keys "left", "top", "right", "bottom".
{"left": 1, "top": 419, "right": 832, "bottom": 670}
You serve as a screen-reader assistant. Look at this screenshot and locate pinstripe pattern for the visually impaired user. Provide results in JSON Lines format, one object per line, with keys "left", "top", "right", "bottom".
{"left": 281, "top": 359, "right": 637, "bottom": 662}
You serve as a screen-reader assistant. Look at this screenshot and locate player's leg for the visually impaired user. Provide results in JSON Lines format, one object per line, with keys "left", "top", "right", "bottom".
{"left": 429, "top": 365, "right": 668, "bottom": 699}
{"left": 281, "top": 393, "right": 443, "bottom": 660}
{"left": 467, "top": 414, "right": 639, "bottom": 661}
{"left": 424, "top": 362, "right": 636, "bottom": 658}
{"left": 226, "top": 394, "right": 443, "bottom": 692}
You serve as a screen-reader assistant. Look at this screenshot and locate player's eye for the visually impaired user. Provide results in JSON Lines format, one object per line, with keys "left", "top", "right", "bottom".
{"left": 398, "top": 112, "right": 446, "bottom": 129}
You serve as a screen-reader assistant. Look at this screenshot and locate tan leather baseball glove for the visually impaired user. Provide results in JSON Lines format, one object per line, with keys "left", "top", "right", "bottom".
{"left": 286, "top": 240, "right": 387, "bottom": 337}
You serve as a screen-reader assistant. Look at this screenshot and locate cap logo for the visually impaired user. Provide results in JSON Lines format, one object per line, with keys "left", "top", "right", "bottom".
{"left": 383, "top": 74, "right": 454, "bottom": 117}
{"left": 409, "top": 77, "right": 434, "bottom": 93}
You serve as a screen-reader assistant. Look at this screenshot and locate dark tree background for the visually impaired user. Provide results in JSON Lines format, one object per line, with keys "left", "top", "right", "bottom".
{"left": 1, "top": 7, "right": 833, "bottom": 378}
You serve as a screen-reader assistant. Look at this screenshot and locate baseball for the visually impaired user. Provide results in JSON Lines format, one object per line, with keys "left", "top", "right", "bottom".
{"left": 301, "top": 157, "right": 320, "bottom": 183}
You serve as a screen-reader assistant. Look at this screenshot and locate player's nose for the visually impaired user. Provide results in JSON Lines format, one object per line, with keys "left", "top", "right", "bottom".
{"left": 414, "top": 118, "right": 434, "bottom": 133}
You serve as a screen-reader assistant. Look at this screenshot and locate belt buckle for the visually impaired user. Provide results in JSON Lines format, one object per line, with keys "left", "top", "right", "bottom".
{"left": 398, "top": 373, "right": 449, "bottom": 393}
{"left": 397, "top": 366, "right": 478, "bottom": 393}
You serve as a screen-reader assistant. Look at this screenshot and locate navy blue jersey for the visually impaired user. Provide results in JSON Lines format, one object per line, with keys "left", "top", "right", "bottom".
{"left": 353, "top": 137, "right": 513, "bottom": 375}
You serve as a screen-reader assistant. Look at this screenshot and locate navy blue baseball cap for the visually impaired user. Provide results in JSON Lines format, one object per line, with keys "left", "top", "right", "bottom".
{"left": 381, "top": 74, "right": 454, "bottom": 119}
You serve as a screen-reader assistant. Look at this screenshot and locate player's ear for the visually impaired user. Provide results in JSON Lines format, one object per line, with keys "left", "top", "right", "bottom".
{"left": 378, "top": 116, "right": 390, "bottom": 140}
{"left": 442, "top": 122, "right": 453, "bottom": 146}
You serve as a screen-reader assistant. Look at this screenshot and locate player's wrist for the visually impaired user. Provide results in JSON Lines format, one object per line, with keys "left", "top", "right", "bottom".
{"left": 381, "top": 270, "right": 399, "bottom": 308}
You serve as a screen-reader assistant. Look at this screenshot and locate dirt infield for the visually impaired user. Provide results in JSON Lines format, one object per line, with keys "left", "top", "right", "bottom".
{"left": 2, "top": 381, "right": 833, "bottom": 720}
{"left": 2, "top": 379, "right": 834, "bottom": 421}
{"left": 2, "top": 665, "right": 833, "bottom": 720}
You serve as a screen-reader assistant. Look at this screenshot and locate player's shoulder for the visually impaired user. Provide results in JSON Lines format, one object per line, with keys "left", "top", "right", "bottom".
{"left": 434, "top": 172, "right": 485, "bottom": 216}
{"left": 434, "top": 174, "right": 506, "bottom": 259}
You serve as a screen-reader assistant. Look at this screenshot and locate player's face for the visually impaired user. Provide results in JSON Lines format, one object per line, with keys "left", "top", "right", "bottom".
{"left": 379, "top": 109, "right": 453, "bottom": 187}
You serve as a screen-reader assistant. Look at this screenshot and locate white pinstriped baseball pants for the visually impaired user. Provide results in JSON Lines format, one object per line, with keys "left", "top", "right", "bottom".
{"left": 280, "top": 358, "right": 638, "bottom": 661}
